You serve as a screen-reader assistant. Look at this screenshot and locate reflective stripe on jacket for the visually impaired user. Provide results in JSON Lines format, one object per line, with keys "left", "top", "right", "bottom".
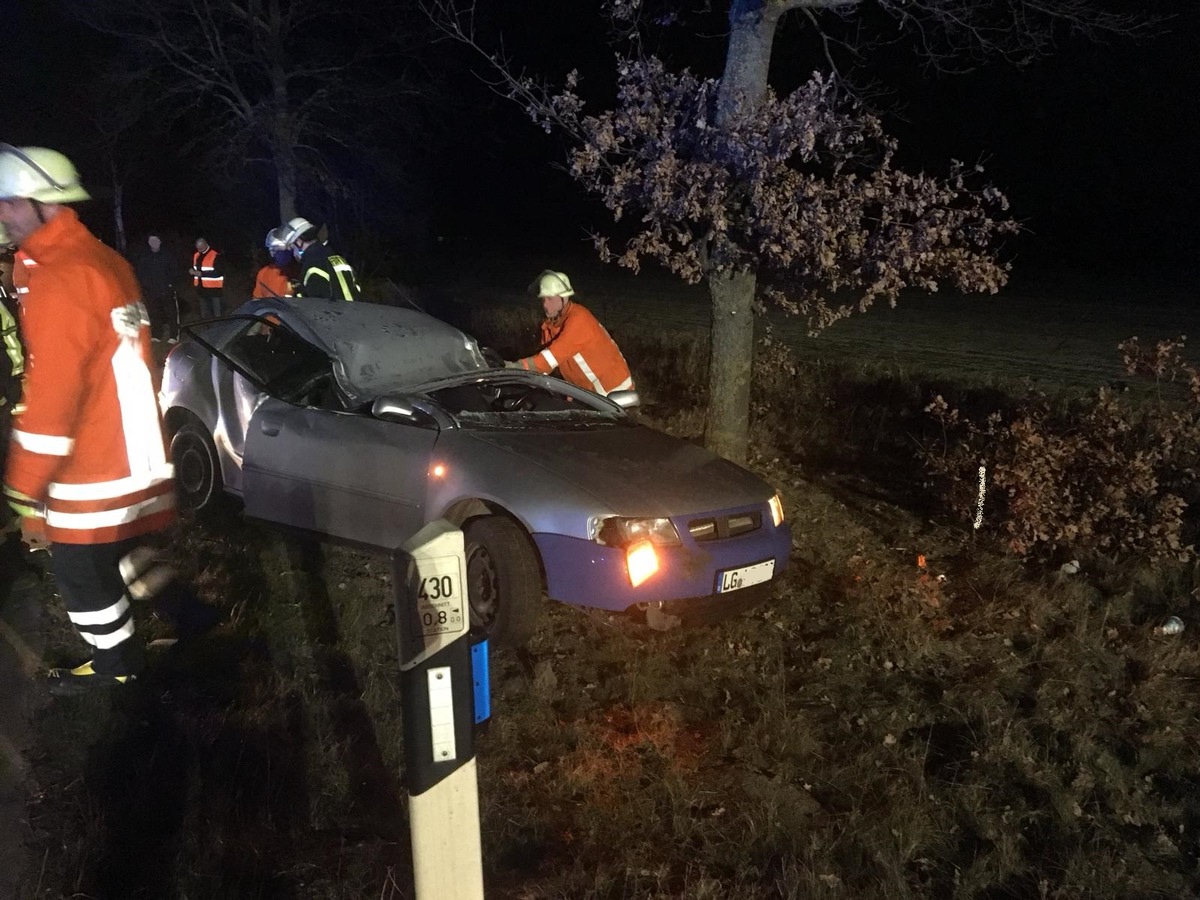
{"left": 297, "top": 243, "right": 360, "bottom": 301}
{"left": 516, "top": 301, "right": 633, "bottom": 396}
{"left": 6, "top": 208, "right": 175, "bottom": 544}
{"left": 192, "top": 247, "right": 224, "bottom": 291}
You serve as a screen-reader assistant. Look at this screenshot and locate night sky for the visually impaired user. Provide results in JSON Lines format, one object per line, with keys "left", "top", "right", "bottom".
{"left": 3, "top": 1, "right": 1197, "bottom": 277}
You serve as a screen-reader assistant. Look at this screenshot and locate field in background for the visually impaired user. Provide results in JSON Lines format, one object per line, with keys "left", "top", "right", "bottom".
{"left": 433, "top": 250, "right": 1198, "bottom": 395}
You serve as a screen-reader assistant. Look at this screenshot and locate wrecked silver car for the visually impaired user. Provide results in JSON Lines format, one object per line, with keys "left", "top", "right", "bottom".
{"left": 159, "top": 299, "right": 791, "bottom": 644}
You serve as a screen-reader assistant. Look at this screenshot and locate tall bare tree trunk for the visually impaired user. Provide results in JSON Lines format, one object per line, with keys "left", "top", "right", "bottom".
{"left": 705, "top": 0, "right": 781, "bottom": 463}
{"left": 111, "top": 173, "right": 127, "bottom": 254}
{"left": 272, "top": 65, "right": 298, "bottom": 222}
{"left": 274, "top": 144, "right": 298, "bottom": 223}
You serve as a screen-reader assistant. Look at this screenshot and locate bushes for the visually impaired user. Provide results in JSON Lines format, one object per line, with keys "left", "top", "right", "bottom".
{"left": 922, "top": 338, "right": 1200, "bottom": 562}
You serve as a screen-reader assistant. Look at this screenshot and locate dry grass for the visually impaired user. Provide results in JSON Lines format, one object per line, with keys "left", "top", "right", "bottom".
{"left": 14, "top": 309, "right": 1200, "bottom": 899}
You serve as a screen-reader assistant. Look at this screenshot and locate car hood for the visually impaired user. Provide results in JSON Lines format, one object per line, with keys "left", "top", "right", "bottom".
{"left": 463, "top": 425, "right": 774, "bottom": 516}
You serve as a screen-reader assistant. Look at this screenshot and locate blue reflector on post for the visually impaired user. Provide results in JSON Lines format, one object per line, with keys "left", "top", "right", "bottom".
{"left": 471, "top": 639, "right": 491, "bottom": 724}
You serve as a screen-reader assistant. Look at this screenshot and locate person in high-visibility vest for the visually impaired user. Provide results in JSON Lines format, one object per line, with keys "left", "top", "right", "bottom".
{"left": 0, "top": 144, "right": 216, "bottom": 694}
{"left": 507, "top": 270, "right": 634, "bottom": 397}
{"left": 0, "top": 228, "right": 37, "bottom": 586}
{"left": 281, "top": 216, "right": 361, "bottom": 301}
{"left": 0, "top": 231, "right": 25, "bottom": 541}
{"left": 190, "top": 236, "right": 225, "bottom": 317}
{"left": 0, "top": 235, "right": 23, "bottom": 408}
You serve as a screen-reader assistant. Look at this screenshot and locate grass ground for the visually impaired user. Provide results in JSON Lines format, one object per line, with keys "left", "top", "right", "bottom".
{"left": 4, "top": 264, "right": 1200, "bottom": 898}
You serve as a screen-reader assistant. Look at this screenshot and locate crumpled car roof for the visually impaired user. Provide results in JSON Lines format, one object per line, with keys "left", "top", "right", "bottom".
{"left": 232, "top": 298, "right": 489, "bottom": 405}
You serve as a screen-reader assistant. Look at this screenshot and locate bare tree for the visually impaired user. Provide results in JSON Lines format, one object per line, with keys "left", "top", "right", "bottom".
{"left": 71, "top": 0, "right": 432, "bottom": 225}
{"left": 75, "top": 66, "right": 169, "bottom": 254}
{"left": 430, "top": 0, "right": 1149, "bottom": 463}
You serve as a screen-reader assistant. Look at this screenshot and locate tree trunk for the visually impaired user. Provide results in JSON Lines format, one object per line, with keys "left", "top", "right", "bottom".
{"left": 111, "top": 176, "right": 126, "bottom": 255}
{"left": 706, "top": 270, "right": 757, "bottom": 462}
{"left": 275, "top": 145, "right": 298, "bottom": 223}
{"left": 705, "top": 0, "right": 782, "bottom": 463}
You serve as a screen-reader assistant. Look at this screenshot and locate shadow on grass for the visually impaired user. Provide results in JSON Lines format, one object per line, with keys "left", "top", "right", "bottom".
{"left": 29, "top": 523, "right": 411, "bottom": 899}
{"left": 281, "top": 538, "right": 406, "bottom": 832}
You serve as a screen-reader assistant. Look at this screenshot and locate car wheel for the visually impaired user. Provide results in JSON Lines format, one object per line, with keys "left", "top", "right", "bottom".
{"left": 464, "top": 516, "right": 541, "bottom": 647}
{"left": 170, "top": 419, "right": 223, "bottom": 512}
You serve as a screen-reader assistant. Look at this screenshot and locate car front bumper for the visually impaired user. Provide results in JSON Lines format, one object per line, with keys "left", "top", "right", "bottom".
{"left": 533, "top": 520, "right": 792, "bottom": 612}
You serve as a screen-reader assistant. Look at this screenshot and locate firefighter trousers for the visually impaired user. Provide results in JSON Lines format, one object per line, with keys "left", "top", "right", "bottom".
{"left": 51, "top": 539, "right": 145, "bottom": 678}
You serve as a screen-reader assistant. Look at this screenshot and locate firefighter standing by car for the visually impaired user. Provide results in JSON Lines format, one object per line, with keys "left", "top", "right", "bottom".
{"left": 0, "top": 143, "right": 213, "bottom": 693}
{"left": 190, "top": 235, "right": 225, "bottom": 317}
{"left": 252, "top": 226, "right": 297, "bottom": 298}
{"left": 281, "top": 216, "right": 361, "bottom": 301}
{"left": 0, "top": 226, "right": 29, "bottom": 576}
{"left": 507, "top": 270, "right": 634, "bottom": 397}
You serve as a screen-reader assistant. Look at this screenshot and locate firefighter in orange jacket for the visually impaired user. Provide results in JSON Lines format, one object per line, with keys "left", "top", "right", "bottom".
{"left": 252, "top": 226, "right": 296, "bottom": 299}
{"left": 0, "top": 145, "right": 178, "bottom": 692}
{"left": 508, "top": 270, "right": 634, "bottom": 396}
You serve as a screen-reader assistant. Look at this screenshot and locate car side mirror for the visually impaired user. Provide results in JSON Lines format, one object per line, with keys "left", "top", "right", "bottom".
{"left": 607, "top": 389, "right": 640, "bottom": 410}
{"left": 372, "top": 393, "right": 419, "bottom": 422}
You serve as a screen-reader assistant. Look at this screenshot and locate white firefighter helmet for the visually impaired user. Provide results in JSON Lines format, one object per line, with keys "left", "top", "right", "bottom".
{"left": 0, "top": 145, "right": 90, "bottom": 203}
{"left": 281, "top": 216, "right": 316, "bottom": 245}
{"left": 532, "top": 269, "right": 574, "bottom": 298}
{"left": 265, "top": 226, "right": 290, "bottom": 251}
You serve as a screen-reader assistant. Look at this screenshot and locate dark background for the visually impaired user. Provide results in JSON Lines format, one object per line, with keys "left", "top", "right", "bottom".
{"left": 3, "top": 1, "right": 1197, "bottom": 280}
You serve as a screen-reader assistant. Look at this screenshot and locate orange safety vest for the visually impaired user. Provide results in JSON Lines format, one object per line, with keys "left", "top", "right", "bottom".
{"left": 5, "top": 208, "right": 175, "bottom": 544}
{"left": 252, "top": 264, "right": 293, "bottom": 299}
{"left": 192, "top": 247, "right": 224, "bottom": 291}
{"left": 516, "top": 300, "right": 633, "bottom": 396}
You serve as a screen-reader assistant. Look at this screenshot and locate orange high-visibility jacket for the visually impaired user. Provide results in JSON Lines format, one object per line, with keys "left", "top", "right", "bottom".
{"left": 192, "top": 247, "right": 224, "bottom": 290}
{"left": 5, "top": 208, "right": 175, "bottom": 544}
{"left": 252, "top": 264, "right": 293, "bottom": 298}
{"left": 515, "top": 301, "right": 633, "bottom": 396}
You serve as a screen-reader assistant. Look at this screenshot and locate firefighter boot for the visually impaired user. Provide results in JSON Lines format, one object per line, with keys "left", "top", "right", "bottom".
{"left": 46, "top": 659, "right": 137, "bottom": 696}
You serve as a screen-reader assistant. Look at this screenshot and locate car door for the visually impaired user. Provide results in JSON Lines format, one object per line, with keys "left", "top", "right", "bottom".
{"left": 189, "top": 312, "right": 439, "bottom": 547}
{"left": 242, "top": 399, "right": 437, "bottom": 549}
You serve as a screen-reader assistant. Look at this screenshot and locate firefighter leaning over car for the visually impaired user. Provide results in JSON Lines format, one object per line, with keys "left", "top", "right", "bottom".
{"left": 280, "top": 216, "right": 360, "bottom": 301}
{"left": 190, "top": 235, "right": 225, "bottom": 317}
{"left": 0, "top": 144, "right": 216, "bottom": 694}
{"left": 507, "top": 270, "right": 634, "bottom": 397}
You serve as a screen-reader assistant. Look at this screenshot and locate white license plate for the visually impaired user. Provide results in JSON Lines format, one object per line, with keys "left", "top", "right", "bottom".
{"left": 716, "top": 559, "right": 775, "bottom": 593}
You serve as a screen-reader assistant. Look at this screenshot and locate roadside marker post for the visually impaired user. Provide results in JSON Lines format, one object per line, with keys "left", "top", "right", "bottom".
{"left": 393, "top": 520, "right": 488, "bottom": 900}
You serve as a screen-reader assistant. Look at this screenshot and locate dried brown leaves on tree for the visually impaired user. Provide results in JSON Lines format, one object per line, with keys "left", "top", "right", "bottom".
{"left": 525, "top": 58, "right": 1018, "bottom": 332}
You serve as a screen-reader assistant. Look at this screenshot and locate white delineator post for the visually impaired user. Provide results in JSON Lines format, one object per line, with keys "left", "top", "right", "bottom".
{"left": 393, "top": 520, "right": 485, "bottom": 900}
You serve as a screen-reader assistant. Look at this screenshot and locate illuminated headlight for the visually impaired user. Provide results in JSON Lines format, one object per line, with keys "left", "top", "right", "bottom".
{"left": 769, "top": 493, "right": 785, "bottom": 528}
{"left": 594, "top": 516, "right": 681, "bottom": 548}
{"left": 626, "top": 540, "right": 659, "bottom": 587}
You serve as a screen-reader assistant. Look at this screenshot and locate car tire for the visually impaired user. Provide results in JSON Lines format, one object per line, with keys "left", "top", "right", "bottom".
{"left": 170, "top": 418, "right": 223, "bottom": 512}
{"left": 464, "top": 515, "right": 541, "bottom": 648}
